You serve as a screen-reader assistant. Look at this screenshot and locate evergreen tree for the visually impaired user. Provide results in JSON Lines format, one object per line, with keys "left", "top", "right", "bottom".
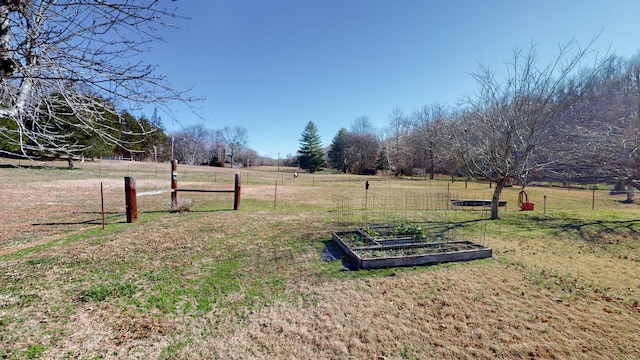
{"left": 327, "top": 128, "right": 350, "bottom": 173}
{"left": 115, "top": 110, "right": 169, "bottom": 162}
{"left": 116, "top": 111, "right": 144, "bottom": 160}
{"left": 138, "top": 115, "right": 170, "bottom": 162}
{"left": 36, "top": 93, "right": 119, "bottom": 167}
{"left": 0, "top": 118, "right": 20, "bottom": 154}
{"left": 147, "top": 107, "right": 170, "bottom": 162}
{"left": 297, "top": 121, "right": 324, "bottom": 173}
{"left": 377, "top": 146, "right": 390, "bottom": 172}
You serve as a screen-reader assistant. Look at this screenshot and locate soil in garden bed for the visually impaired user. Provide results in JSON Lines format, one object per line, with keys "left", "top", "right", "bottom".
{"left": 332, "top": 227, "right": 492, "bottom": 270}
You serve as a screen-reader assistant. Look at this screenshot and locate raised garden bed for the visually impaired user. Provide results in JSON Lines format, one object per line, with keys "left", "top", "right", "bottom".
{"left": 332, "top": 227, "right": 491, "bottom": 270}
{"left": 451, "top": 199, "right": 507, "bottom": 207}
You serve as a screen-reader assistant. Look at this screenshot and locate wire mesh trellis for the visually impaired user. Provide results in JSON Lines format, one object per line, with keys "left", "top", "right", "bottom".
{"left": 332, "top": 190, "right": 491, "bottom": 245}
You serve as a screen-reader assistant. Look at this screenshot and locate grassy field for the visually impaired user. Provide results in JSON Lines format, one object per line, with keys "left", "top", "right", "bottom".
{"left": 1, "top": 159, "right": 639, "bottom": 359}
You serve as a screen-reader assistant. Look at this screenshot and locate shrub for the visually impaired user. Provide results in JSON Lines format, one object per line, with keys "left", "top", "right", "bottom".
{"left": 170, "top": 199, "right": 193, "bottom": 213}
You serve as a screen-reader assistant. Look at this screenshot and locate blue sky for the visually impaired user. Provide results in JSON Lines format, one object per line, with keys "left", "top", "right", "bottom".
{"left": 143, "top": 0, "right": 640, "bottom": 159}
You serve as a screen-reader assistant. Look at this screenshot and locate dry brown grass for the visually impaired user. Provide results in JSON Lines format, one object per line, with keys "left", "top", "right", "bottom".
{"left": 205, "top": 264, "right": 638, "bottom": 359}
{"left": 0, "top": 159, "right": 639, "bottom": 359}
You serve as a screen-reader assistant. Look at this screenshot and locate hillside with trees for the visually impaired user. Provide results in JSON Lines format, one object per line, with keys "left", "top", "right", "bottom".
{"left": 321, "top": 43, "right": 640, "bottom": 218}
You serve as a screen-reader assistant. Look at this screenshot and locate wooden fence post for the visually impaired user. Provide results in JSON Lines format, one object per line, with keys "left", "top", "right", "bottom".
{"left": 101, "top": 182, "right": 105, "bottom": 230}
{"left": 171, "top": 160, "right": 178, "bottom": 210}
{"left": 234, "top": 174, "right": 241, "bottom": 210}
{"left": 125, "top": 176, "right": 137, "bottom": 223}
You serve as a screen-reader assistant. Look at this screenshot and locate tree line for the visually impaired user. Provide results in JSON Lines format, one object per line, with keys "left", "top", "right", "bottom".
{"left": 0, "top": 2, "right": 196, "bottom": 166}
{"left": 0, "top": 2, "right": 636, "bottom": 221}
{"left": 298, "top": 40, "right": 640, "bottom": 219}
{"left": 170, "top": 124, "right": 272, "bottom": 168}
{"left": 0, "top": 92, "right": 169, "bottom": 167}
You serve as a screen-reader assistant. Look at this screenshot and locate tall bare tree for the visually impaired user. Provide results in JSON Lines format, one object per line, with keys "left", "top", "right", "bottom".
{"left": 456, "top": 39, "right": 606, "bottom": 219}
{"left": 345, "top": 116, "right": 380, "bottom": 174}
{"left": 172, "top": 124, "right": 210, "bottom": 166}
{"left": 411, "top": 103, "right": 452, "bottom": 179}
{"left": 574, "top": 55, "right": 640, "bottom": 200}
{"left": 346, "top": 132, "right": 379, "bottom": 175}
{"left": 0, "top": 1, "right": 195, "bottom": 159}
{"left": 216, "top": 126, "right": 248, "bottom": 167}
{"left": 385, "top": 107, "right": 412, "bottom": 176}
{"left": 350, "top": 115, "right": 375, "bottom": 135}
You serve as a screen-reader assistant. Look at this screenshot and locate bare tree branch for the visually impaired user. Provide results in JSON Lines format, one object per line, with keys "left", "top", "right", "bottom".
{"left": 456, "top": 37, "right": 608, "bottom": 219}
{"left": 0, "top": 1, "right": 200, "bottom": 158}
{"left": 216, "top": 126, "right": 248, "bottom": 167}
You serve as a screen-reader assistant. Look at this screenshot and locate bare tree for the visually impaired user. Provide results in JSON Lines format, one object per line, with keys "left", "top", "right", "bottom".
{"left": 216, "top": 126, "right": 248, "bottom": 167}
{"left": 0, "top": 1, "right": 196, "bottom": 159}
{"left": 456, "top": 39, "right": 606, "bottom": 219}
{"left": 411, "top": 103, "right": 452, "bottom": 179}
{"left": 342, "top": 116, "right": 380, "bottom": 174}
{"left": 206, "top": 130, "right": 226, "bottom": 166}
{"left": 350, "top": 115, "right": 375, "bottom": 134}
{"left": 172, "top": 125, "right": 210, "bottom": 165}
{"left": 614, "top": 58, "right": 640, "bottom": 198}
{"left": 576, "top": 55, "right": 640, "bottom": 201}
{"left": 236, "top": 148, "right": 258, "bottom": 167}
{"left": 385, "top": 107, "right": 412, "bottom": 176}
{"left": 347, "top": 132, "right": 380, "bottom": 175}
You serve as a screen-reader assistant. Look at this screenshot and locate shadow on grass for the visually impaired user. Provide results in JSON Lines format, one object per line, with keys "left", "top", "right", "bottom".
{"left": 32, "top": 213, "right": 125, "bottom": 226}
{"left": 30, "top": 208, "right": 237, "bottom": 227}
{"left": 321, "top": 240, "right": 344, "bottom": 261}
{"left": 321, "top": 239, "right": 360, "bottom": 270}
{"left": 0, "top": 164, "right": 75, "bottom": 170}
{"left": 555, "top": 219, "right": 640, "bottom": 241}
{"left": 506, "top": 215, "right": 640, "bottom": 242}
{"left": 430, "top": 218, "right": 487, "bottom": 232}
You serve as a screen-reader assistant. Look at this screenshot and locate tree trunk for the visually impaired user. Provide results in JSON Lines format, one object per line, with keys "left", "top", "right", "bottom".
{"left": 67, "top": 157, "right": 74, "bottom": 170}
{"left": 610, "top": 179, "right": 626, "bottom": 195}
{"left": 624, "top": 180, "right": 636, "bottom": 203}
{"left": 428, "top": 148, "right": 435, "bottom": 180}
{"left": 0, "top": 4, "right": 14, "bottom": 76}
{"left": 490, "top": 181, "right": 505, "bottom": 219}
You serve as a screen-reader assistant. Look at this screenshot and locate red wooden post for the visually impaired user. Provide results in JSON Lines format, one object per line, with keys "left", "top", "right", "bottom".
{"left": 171, "top": 160, "right": 178, "bottom": 210}
{"left": 234, "top": 174, "right": 241, "bottom": 210}
{"left": 125, "top": 176, "right": 137, "bottom": 223}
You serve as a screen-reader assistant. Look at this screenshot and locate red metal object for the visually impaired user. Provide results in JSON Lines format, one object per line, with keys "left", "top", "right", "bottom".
{"left": 518, "top": 189, "right": 534, "bottom": 211}
{"left": 521, "top": 202, "right": 535, "bottom": 211}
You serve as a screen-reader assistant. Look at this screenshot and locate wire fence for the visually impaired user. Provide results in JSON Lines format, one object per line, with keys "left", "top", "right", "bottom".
{"left": 2, "top": 158, "right": 637, "bottom": 255}
{"left": 332, "top": 190, "right": 492, "bottom": 245}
